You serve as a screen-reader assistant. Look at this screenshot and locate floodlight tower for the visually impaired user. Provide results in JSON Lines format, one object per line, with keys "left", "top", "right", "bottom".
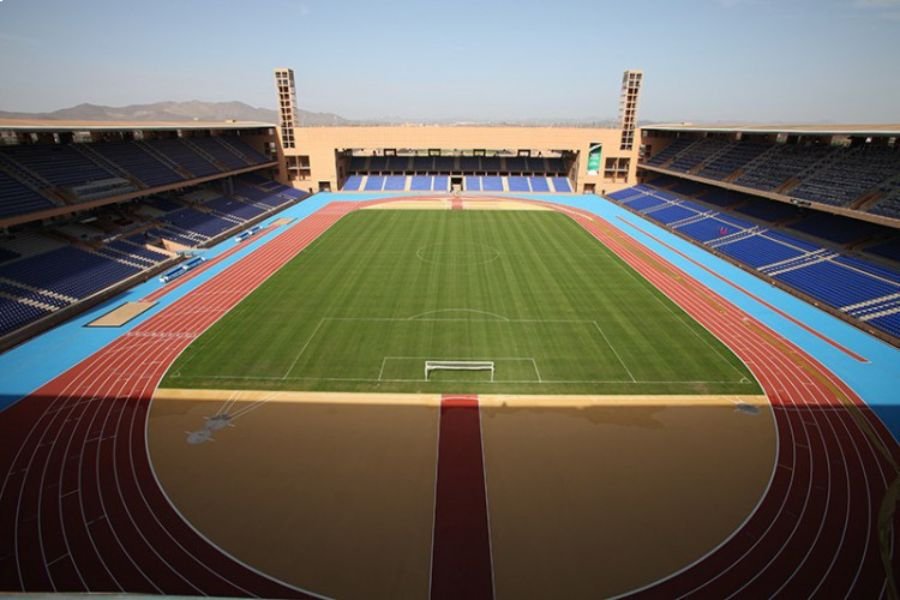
{"left": 274, "top": 67, "right": 297, "bottom": 149}
{"left": 618, "top": 70, "right": 643, "bottom": 151}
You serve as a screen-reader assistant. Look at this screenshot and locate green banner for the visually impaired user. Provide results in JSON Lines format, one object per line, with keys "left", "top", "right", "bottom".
{"left": 587, "top": 143, "right": 602, "bottom": 175}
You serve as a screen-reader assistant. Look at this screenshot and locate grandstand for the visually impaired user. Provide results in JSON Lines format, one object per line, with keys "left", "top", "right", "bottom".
{"left": 0, "top": 120, "right": 308, "bottom": 347}
{"left": 614, "top": 128, "right": 900, "bottom": 341}
{"left": 0, "top": 65, "right": 898, "bottom": 600}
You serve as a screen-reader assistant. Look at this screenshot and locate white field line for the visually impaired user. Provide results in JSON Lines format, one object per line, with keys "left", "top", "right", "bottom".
{"left": 592, "top": 320, "right": 637, "bottom": 383}
{"left": 281, "top": 318, "right": 326, "bottom": 379}
{"left": 184, "top": 373, "right": 753, "bottom": 385}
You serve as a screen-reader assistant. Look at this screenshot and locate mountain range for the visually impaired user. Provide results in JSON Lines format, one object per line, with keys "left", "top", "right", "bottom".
{"left": 0, "top": 101, "right": 349, "bottom": 126}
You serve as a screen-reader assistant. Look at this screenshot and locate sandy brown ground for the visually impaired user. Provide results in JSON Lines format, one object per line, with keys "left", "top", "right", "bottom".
{"left": 463, "top": 199, "right": 551, "bottom": 211}
{"left": 149, "top": 390, "right": 440, "bottom": 600}
{"left": 149, "top": 390, "right": 775, "bottom": 600}
{"left": 86, "top": 301, "right": 156, "bottom": 327}
{"left": 362, "top": 199, "right": 450, "bottom": 210}
{"left": 361, "top": 197, "right": 551, "bottom": 211}
{"left": 480, "top": 394, "right": 775, "bottom": 599}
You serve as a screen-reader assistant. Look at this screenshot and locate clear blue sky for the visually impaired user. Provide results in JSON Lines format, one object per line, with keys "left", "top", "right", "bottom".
{"left": 0, "top": 0, "right": 898, "bottom": 123}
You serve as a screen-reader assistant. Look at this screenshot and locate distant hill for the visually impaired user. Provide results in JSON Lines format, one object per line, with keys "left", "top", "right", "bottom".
{"left": 0, "top": 101, "right": 350, "bottom": 126}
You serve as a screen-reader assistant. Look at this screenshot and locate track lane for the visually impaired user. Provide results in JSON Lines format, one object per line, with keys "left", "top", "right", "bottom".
{"left": 1, "top": 197, "right": 896, "bottom": 599}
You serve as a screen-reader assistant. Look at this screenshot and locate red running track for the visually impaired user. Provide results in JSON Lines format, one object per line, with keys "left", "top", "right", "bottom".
{"left": 551, "top": 205, "right": 899, "bottom": 599}
{"left": 0, "top": 198, "right": 897, "bottom": 599}
{"left": 430, "top": 395, "right": 494, "bottom": 600}
{"left": 0, "top": 203, "right": 358, "bottom": 597}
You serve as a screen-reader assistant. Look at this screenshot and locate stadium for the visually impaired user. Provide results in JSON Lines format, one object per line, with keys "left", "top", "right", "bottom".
{"left": 1, "top": 4, "right": 899, "bottom": 598}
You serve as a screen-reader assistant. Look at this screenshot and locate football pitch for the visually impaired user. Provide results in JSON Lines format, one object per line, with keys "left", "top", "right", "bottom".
{"left": 162, "top": 209, "right": 760, "bottom": 395}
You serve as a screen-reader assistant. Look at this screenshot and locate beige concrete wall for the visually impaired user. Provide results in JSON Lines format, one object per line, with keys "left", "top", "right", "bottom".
{"left": 278, "top": 126, "right": 640, "bottom": 194}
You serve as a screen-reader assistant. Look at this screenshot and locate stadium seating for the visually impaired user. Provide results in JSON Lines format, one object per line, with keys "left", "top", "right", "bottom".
{"left": 788, "top": 212, "right": 878, "bottom": 244}
{"left": 148, "top": 139, "right": 221, "bottom": 177}
{"left": 433, "top": 175, "right": 449, "bottom": 191}
{"left": 0, "top": 246, "right": 140, "bottom": 300}
{"left": 412, "top": 157, "right": 434, "bottom": 171}
{"left": 383, "top": 175, "right": 405, "bottom": 191}
{"left": 92, "top": 142, "right": 184, "bottom": 187}
{"left": 507, "top": 176, "right": 530, "bottom": 192}
{"left": 668, "top": 138, "right": 730, "bottom": 173}
{"left": 645, "top": 137, "right": 695, "bottom": 166}
{"left": 0, "top": 170, "right": 58, "bottom": 218}
{"left": 0, "top": 247, "right": 20, "bottom": 263}
{"left": 342, "top": 175, "right": 364, "bottom": 191}
{"left": 734, "top": 144, "right": 835, "bottom": 191}
{"left": 482, "top": 176, "right": 503, "bottom": 191}
{"left": 364, "top": 175, "right": 385, "bottom": 191}
{"left": 410, "top": 175, "right": 432, "bottom": 191}
{"left": 0, "top": 297, "right": 51, "bottom": 337}
{"left": 529, "top": 177, "right": 550, "bottom": 192}
{"left": 434, "top": 157, "right": 454, "bottom": 172}
{"left": 164, "top": 207, "right": 235, "bottom": 238}
{"left": 698, "top": 142, "right": 771, "bottom": 180}
{"left": 1, "top": 143, "right": 116, "bottom": 188}
{"left": 868, "top": 188, "right": 900, "bottom": 218}
{"left": 466, "top": 176, "right": 482, "bottom": 191}
{"left": 216, "top": 137, "right": 270, "bottom": 164}
{"left": 608, "top": 182, "right": 900, "bottom": 338}
{"left": 790, "top": 145, "right": 900, "bottom": 207}
{"left": 187, "top": 137, "right": 252, "bottom": 170}
{"left": 552, "top": 177, "right": 572, "bottom": 193}
{"left": 204, "top": 196, "right": 266, "bottom": 221}
{"left": 482, "top": 157, "right": 501, "bottom": 172}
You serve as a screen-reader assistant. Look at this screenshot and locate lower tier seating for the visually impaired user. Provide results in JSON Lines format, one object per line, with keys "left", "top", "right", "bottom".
{"left": 608, "top": 183, "right": 900, "bottom": 339}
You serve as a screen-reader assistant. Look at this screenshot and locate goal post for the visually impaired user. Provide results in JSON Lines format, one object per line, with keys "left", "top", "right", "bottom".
{"left": 425, "top": 360, "right": 495, "bottom": 382}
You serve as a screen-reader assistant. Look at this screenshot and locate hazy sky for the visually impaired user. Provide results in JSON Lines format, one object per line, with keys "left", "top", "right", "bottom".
{"left": 0, "top": 0, "right": 898, "bottom": 122}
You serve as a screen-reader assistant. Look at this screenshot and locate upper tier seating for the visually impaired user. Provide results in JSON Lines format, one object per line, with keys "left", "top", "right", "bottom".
{"left": 216, "top": 137, "right": 270, "bottom": 164}
{"left": 187, "top": 137, "right": 251, "bottom": 170}
{"left": 698, "top": 142, "right": 771, "bottom": 180}
{"left": 790, "top": 145, "right": 900, "bottom": 207}
{"left": 668, "top": 138, "right": 730, "bottom": 173}
{"left": 482, "top": 157, "right": 501, "bottom": 172}
{"left": 386, "top": 157, "right": 409, "bottom": 172}
{"left": 148, "top": 139, "right": 220, "bottom": 178}
{"left": 0, "top": 170, "right": 57, "bottom": 218}
{"left": 412, "top": 157, "right": 434, "bottom": 171}
{"left": 869, "top": 188, "right": 900, "bottom": 218}
{"left": 92, "top": 142, "right": 183, "bottom": 187}
{"left": 646, "top": 137, "right": 695, "bottom": 166}
{"left": 735, "top": 144, "right": 836, "bottom": 191}
{"left": 2, "top": 144, "right": 116, "bottom": 188}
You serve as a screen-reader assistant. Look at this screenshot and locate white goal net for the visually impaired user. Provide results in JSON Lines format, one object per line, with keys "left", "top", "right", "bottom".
{"left": 425, "top": 360, "right": 495, "bottom": 381}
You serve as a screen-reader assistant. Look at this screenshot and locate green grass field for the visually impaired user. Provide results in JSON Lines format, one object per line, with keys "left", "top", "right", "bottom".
{"left": 162, "top": 210, "right": 760, "bottom": 395}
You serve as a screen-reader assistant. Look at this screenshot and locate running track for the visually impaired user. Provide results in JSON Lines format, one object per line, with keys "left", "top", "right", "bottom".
{"left": 0, "top": 197, "right": 897, "bottom": 599}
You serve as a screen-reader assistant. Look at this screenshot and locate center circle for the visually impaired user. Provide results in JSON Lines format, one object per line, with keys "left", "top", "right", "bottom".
{"left": 416, "top": 242, "right": 501, "bottom": 266}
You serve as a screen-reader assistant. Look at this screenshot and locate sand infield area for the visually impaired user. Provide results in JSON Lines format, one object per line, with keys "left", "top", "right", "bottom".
{"left": 149, "top": 388, "right": 774, "bottom": 598}
{"left": 361, "top": 196, "right": 551, "bottom": 211}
